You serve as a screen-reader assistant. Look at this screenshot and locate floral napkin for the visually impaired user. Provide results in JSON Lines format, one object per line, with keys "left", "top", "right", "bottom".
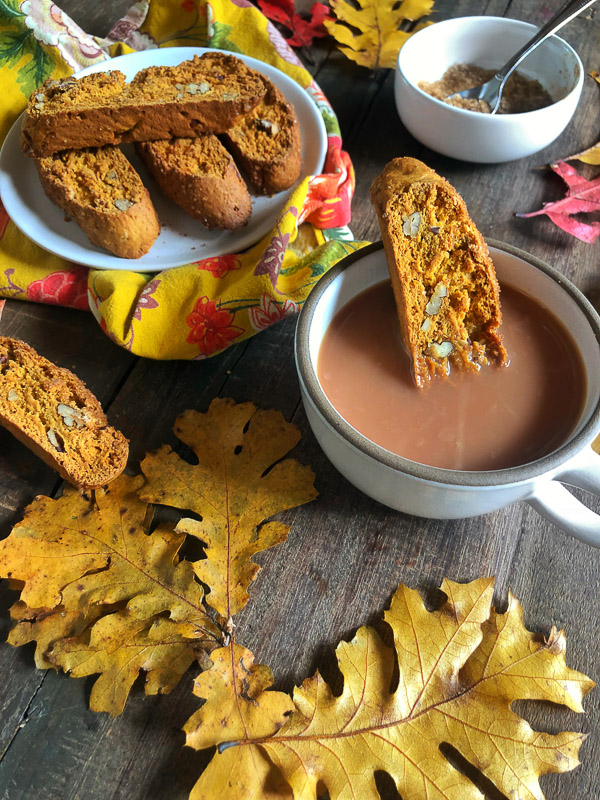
{"left": 0, "top": 0, "right": 366, "bottom": 359}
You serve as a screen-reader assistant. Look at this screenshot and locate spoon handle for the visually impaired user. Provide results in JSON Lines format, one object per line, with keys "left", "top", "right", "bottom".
{"left": 495, "top": 0, "right": 596, "bottom": 83}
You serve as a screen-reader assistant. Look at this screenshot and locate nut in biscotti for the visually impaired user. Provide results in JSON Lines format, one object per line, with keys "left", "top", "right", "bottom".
{"left": 20, "top": 53, "right": 267, "bottom": 158}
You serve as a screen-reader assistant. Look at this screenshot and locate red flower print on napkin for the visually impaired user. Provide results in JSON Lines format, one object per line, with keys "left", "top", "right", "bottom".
{"left": 195, "top": 255, "right": 241, "bottom": 278}
{"left": 250, "top": 295, "right": 299, "bottom": 330}
{"left": 186, "top": 297, "right": 244, "bottom": 355}
{"left": 301, "top": 134, "right": 354, "bottom": 228}
{"left": 26, "top": 267, "right": 89, "bottom": 310}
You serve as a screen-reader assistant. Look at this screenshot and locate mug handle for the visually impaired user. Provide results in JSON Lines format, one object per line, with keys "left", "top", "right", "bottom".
{"left": 526, "top": 446, "right": 600, "bottom": 547}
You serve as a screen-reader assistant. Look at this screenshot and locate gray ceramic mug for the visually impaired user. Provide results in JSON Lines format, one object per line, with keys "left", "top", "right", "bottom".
{"left": 295, "top": 241, "right": 600, "bottom": 546}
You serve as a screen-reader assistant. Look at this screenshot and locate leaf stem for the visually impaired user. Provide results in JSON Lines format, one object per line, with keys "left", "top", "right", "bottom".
{"left": 217, "top": 740, "right": 240, "bottom": 753}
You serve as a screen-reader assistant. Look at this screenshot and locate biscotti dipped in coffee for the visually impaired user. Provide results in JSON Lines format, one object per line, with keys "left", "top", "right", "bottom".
{"left": 21, "top": 53, "right": 266, "bottom": 158}
{"left": 370, "top": 157, "right": 507, "bottom": 388}
{"left": 137, "top": 135, "right": 251, "bottom": 230}
{"left": 0, "top": 337, "right": 129, "bottom": 488}
{"left": 223, "top": 79, "right": 301, "bottom": 195}
{"left": 36, "top": 146, "right": 160, "bottom": 259}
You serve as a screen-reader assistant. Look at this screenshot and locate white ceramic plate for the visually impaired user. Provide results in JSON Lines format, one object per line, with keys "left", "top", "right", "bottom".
{"left": 0, "top": 47, "right": 327, "bottom": 272}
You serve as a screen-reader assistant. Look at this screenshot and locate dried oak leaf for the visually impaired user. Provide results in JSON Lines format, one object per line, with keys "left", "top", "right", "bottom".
{"left": 258, "top": 0, "right": 333, "bottom": 48}
{"left": 324, "top": 0, "right": 434, "bottom": 70}
{"left": 139, "top": 398, "right": 317, "bottom": 620}
{"left": 187, "top": 578, "right": 594, "bottom": 800}
{"left": 185, "top": 642, "right": 294, "bottom": 800}
{"left": 0, "top": 474, "right": 222, "bottom": 715}
{"left": 565, "top": 141, "right": 600, "bottom": 165}
{"left": 515, "top": 161, "right": 600, "bottom": 243}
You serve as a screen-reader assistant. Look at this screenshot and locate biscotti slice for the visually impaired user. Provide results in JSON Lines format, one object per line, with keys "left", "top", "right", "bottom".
{"left": 370, "top": 157, "right": 507, "bottom": 389}
{"left": 136, "top": 135, "right": 251, "bottom": 230}
{"left": 0, "top": 337, "right": 129, "bottom": 488}
{"left": 36, "top": 146, "right": 160, "bottom": 259}
{"left": 21, "top": 54, "right": 266, "bottom": 158}
{"left": 223, "top": 79, "right": 301, "bottom": 195}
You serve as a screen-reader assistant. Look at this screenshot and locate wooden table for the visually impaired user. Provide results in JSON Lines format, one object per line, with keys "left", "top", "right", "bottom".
{"left": 1, "top": 1, "right": 599, "bottom": 798}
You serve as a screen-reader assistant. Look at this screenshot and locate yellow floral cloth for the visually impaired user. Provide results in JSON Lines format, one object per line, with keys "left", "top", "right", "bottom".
{"left": 0, "top": 0, "right": 367, "bottom": 359}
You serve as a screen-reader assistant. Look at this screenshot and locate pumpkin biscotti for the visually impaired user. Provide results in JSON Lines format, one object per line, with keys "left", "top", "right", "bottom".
{"left": 370, "top": 157, "right": 507, "bottom": 388}
{"left": 36, "top": 145, "right": 160, "bottom": 259}
{"left": 223, "top": 79, "right": 302, "bottom": 195}
{"left": 21, "top": 53, "right": 266, "bottom": 158}
{"left": 136, "top": 135, "right": 252, "bottom": 230}
{"left": 0, "top": 337, "right": 129, "bottom": 488}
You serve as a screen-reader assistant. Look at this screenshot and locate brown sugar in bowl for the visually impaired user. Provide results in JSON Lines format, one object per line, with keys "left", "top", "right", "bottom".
{"left": 395, "top": 16, "right": 583, "bottom": 163}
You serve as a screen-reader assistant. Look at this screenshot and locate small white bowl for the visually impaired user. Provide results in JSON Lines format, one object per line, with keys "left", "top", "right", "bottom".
{"left": 395, "top": 16, "right": 584, "bottom": 163}
{"left": 295, "top": 241, "right": 600, "bottom": 546}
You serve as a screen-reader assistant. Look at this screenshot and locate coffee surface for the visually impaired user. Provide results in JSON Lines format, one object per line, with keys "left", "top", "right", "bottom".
{"left": 317, "top": 282, "right": 586, "bottom": 471}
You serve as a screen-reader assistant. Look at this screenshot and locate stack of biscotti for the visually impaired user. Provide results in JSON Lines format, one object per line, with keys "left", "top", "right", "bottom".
{"left": 370, "top": 158, "right": 507, "bottom": 388}
{"left": 20, "top": 53, "right": 303, "bottom": 257}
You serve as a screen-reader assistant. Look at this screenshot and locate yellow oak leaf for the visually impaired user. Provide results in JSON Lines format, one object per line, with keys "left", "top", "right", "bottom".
{"left": 324, "top": 0, "right": 434, "bottom": 70}
{"left": 0, "top": 474, "right": 223, "bottom": 715}
{"left": 185, "top": 643, "right": 294, "bottom": 800}
{"left": 0, "top": 401, "right": 315, "bottom": 714}
{"left": 52, "top": 613, "right": 212, "bottom": 714}
{"left": 566, "top": 142, "right": 600, "bottom": 165}
{"left": 139, "top": 398, "right": 317, "bottom": 619}
{"left": 8, "top": 593, "right": 103, "bottom": 670}
{"left": 187, "top": 578, "right": 594, "bottom": 799}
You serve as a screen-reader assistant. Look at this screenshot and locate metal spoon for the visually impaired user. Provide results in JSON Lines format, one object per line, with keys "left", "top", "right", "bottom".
{"left": 446, "top": 0, "right": 596, "bottom": 113}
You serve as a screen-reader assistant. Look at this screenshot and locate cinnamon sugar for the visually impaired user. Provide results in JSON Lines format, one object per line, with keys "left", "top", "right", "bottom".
{"left": 419, "top": 63, "right": 554, "bottom": 114}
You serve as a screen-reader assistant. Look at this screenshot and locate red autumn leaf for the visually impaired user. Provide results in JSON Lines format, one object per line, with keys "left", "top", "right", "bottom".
{"left": 515, "top": 161, "right": 600, "bottom": 243}
{"left": 258, "top": 0, "right": 333, "bottom": 48}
